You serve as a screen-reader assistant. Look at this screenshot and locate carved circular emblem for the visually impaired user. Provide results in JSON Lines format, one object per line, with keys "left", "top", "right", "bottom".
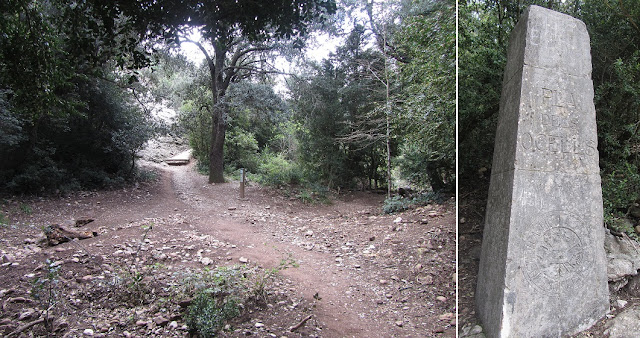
{"left": 523, "top": 211, "right": 591, "bottom": 294}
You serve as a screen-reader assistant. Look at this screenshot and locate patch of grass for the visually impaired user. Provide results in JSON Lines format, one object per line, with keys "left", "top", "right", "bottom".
{"left": 0, "top": 212, "right": 8, "bottom": 226}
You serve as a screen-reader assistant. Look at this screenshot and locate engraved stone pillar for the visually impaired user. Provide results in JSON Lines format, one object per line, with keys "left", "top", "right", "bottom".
{"left": 476, "top": 6, "right": 608, "bottom": 337}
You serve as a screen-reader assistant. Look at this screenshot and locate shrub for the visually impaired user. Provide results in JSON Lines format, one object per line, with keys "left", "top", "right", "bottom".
{"left": 1, "top": 78, "right": 156, "bottom": 194}
{"left": 255, "top": 152, "right": 302, "bottom": 187}
{"left": 602, "top": 163, "right": 640, "bottom": 216}
{"left": 225, "top": 129, "right": 260, "bottom": 172}
{"left": 185, "top": 291, "right": 240, "bottom": 337}
{"left": 383, "top": 192, "right": 445, "bottom": 214}
{"left": 178, "top": 259, "right": 298, "bottom": 336}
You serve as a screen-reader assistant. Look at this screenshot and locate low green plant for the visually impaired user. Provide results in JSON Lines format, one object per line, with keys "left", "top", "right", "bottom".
{"left": 31, "top": 259, "right": 61, "bottom": 333}
{"left": 383, "top": 196, "right": 407, "bottom": 214}
{"left": 293, "top": 185, "right": 330, "bottom": 205}
{"left": 297, "top": 189, "right": 313, "bottom": 204}
{"left": 180, "top": 266, "right": 248, "bottom": 302}
{"left": 20, "top": 203, "right": 32, "bottom": 214}
{"left": 383, "top": 191, "right": 445, "bottom": 214}
{"left": 178, "top": 255, "right": 299, "bottom": 336}
{"left": 112, "top": 222, "right": 155, "bottom": 305}
{"left": 0, "top": 212, "right": 8, "bottom": 226}
{"left": 602, "top": 164, "right": 640, "bottom": 216}
{"left": 179, "top": 266, "right": 247, "bottom": 336}
{"left": 606, "top": 214, "right": 640, "bottom": 241}
{"left": 253, "top": 253, "right": 298, "bottom": 301}
{"left": 185, "top": 291, "right": 240, "bottom": 337}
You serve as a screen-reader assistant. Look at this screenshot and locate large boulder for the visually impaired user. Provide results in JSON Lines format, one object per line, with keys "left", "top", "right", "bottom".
{"left": 604, "top": 305, "right": 640, "bottom": 337}
{"left": 605, "top": 230, "right": 640, "bottom": 291}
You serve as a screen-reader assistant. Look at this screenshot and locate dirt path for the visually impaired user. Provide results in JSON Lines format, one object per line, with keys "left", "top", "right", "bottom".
{"left": 167, "top": 163, "right": 380, "bottom": 336}
{"left": 0, "top": 162, "right": 456, "bottom": 337}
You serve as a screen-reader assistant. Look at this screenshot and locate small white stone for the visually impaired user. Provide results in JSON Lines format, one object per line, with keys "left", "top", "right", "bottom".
{"left": 239, "top": 257, "right": 249, "bottom": 263}
{"left": 83, "top": 328, "right": 94, "bottom": 336}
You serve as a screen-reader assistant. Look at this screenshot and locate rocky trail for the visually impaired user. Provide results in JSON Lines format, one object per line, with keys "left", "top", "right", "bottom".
{"left": 0, "top": 160, "right": 455, "bottom": 337}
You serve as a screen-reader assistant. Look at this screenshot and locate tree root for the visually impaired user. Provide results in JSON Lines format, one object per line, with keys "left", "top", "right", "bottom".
{"left": 7, "top": 318, "right": 45, "bottom": 338}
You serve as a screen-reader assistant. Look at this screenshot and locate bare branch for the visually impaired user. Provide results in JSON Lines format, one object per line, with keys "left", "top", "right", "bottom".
{"left": 179, "top": 37, "right": 215, "bottom": 75}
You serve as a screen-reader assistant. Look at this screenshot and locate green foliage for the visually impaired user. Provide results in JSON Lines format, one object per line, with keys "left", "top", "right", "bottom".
{"left": 185, "top": 291, "right": 240, "bottom": 337}
{"left": 395, "top": 0, "right": 456, "bottom": 192}
{"left": 0, "top": 77, "right": 157, "bottom": 193}
{"left": 225, "top": 129, "right": 260, "bottom": 172}
{"left": 296, "top": 185, "right": 331, "bottom": 205}
{"left": 291, "top": 53, "right": 388, "bottom": 190}
{"left": 458, "top": 0, "right": 514, "bottom": 182}
{"left": 255, "top": 151, "right": 302, "bottom": 187}
{"left": 297, "top": 189, "right": 314, "bottom": 204}
{"left": 396, "top": 140, "right": 452, "bottom": 191}
{"left": 579, "top": 0, "right": 640, "bottom": 227}
{"left": 0, "top": 212, "right": 7, "bottom": 226}
{"left": 179, "top": 260, "right": 297, "bottom": 336}
{"left": 606, "top": 216, "right": 640, "bottom": 241}
{"left": 383, "top": 192, "right": 444, "bottom": 214}
{"left": 20, "top": 203, "right": 32, "bottom": 215}
{"left": 602, "top": 163, "right": 640, "bottom": 215}
{"left": 290, "top": 1, "right": 455, "bottom": 193}
{"left": 0, "top": 90, "right": 24, "bottom": 149}
{"left": 180, "top": 79, "right": 290, "bottom": 177}
{"left": 0, "top": 1, "right": 159, "bottom": 194}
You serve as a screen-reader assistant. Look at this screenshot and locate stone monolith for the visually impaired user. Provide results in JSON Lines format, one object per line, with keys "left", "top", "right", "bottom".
{"left": 476, "top": 6, "right": 608, "bottom": 337}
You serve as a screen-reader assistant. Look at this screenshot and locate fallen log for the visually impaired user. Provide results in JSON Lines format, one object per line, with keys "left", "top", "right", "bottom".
{"left": 43, "top": 223, "right": 97, "bottom": 246}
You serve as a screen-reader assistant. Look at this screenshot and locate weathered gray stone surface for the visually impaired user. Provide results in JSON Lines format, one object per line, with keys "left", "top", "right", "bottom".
{"left": 476, "top": 6, "right": 608, "bottom": 337}
{"left": 605, "top": 230, "right": 640, "bottom": 292}
{"left": 604, "top": 305, "right": 640, "bottom": 338}
{"left": 606, "top": 231, "right": 640, "bottom": 282}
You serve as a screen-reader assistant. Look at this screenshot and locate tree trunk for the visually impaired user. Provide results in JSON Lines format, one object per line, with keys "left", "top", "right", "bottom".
{"left": 426, "top": 160, "right": 447, "bottom": 193}
{"left": 208, "top": 108, "right": 226, "bottom": 183}
{"left": 207, "top": 41, "right": 228, "bottom": 184}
